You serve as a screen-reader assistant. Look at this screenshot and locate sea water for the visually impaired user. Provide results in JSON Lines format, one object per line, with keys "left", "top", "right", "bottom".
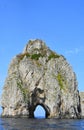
{"left": 0, "top": 118, "right": 84, "bottom": 130}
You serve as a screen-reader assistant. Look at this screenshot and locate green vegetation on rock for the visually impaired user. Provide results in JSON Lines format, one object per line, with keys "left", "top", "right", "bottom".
{"left": 48, "top": 52, "right": 60, "bottom": 60}
{"left": 31, "top": 53, "right": 43, "bottom": 60}
{"left": 57, "top": 73, "right": 65, "bottom": 90}
{"left": 17, "top": 53, "right": 43, "bottom": 61}
{"left": 17, "top": 81, "right": 29, "bottom": 103}
{"left": 17, "top": 48, "right": 60, "bottom": 62}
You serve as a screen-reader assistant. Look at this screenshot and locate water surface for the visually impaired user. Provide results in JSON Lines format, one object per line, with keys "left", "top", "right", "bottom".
{"left": 0, "top": 118, "right": 84, "bottom": 130}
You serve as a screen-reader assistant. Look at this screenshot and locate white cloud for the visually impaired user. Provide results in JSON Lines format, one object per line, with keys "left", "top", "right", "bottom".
{"left": 65, "top": 47, "right": 84, "bottom": 55}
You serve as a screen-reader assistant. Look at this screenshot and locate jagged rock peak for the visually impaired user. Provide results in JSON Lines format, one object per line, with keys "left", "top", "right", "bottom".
{"left": 23, "top": 39, "right": 48, "bottom": 54}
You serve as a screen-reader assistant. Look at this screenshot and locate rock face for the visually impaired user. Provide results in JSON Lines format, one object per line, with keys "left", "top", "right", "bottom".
{"left": 80, "top": 92, "right": 84, "bottom": 118}
{"left": 1, "top": 39, "right": 81, "bottom": 118}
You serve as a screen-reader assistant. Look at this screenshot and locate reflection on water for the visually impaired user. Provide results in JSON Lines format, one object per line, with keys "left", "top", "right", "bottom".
{"left": 0, "top": 118, "right": 84, "bottom": 130}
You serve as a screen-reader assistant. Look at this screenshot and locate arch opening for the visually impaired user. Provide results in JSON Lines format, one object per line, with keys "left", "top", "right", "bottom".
{"left": 34, "top": 105, "right": 46, "bottom": 119}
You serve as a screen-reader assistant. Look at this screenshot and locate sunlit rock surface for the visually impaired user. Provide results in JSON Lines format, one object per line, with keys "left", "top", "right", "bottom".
{"left": 1, "top": 39, "right": 81, "bottom": 118}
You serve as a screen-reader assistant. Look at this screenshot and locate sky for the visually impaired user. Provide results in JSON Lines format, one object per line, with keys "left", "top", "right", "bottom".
{"left": 34, "top": 105, "right": 45, "bottom": 118}
{"left": 0, "top": 0, "right": 84, "bottom": 115}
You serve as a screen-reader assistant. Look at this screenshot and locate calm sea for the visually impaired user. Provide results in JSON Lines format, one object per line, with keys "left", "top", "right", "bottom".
{"left": 0, "top": 118, "right": 84, "bottom": 130}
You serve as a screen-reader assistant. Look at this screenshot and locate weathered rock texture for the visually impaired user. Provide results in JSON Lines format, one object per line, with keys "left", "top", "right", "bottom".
{"left": 1, "top": 39, "right": 81, "bottom": 118}
{"left": 80, "top": 92, "right": 84, "bottom": 118}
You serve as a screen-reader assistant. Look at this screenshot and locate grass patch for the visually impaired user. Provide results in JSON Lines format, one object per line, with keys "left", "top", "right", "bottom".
{"left": 31, "top": 53, "right": 43, "bottom": 60}
{"left": 48, "top": 52, "right": 60, "bottom": 60}
{"left": 17, "top": 53, "right": 43, "bottom": 61}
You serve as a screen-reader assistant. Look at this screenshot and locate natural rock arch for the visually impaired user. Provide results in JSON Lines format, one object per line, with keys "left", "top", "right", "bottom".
{"left": 28, "top": 87, "right": 50, "bottom": 118}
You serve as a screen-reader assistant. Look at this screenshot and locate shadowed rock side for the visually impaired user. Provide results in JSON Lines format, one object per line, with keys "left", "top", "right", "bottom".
{"left": 1, "top": 39, "right": 81, "bottom": 118}
{"left": 80, "top": 92, "right": 84, "bottom": 118}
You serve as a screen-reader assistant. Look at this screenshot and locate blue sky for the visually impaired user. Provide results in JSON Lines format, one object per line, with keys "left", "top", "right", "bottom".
{"left": 34, "top": 105, "right": 45, "bottom": 118}
{"left": 0, "top": 0, "right": 84, "bottom": 115}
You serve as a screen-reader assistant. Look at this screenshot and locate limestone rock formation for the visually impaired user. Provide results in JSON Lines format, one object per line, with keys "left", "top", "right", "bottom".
{"left": 1, "top": 39, "right": 81, "bottom": 118}
{"left": 80, "top": 92, "right": 84, "bottom": 118}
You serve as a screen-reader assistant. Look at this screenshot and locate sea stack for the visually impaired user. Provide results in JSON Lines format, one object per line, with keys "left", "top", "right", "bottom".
{"left": 1, "top": 39, "right": 81, "bottom": 118}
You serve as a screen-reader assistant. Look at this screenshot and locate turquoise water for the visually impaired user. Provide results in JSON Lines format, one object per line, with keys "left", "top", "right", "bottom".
{"left": 0, "top": 118, "right": 84, "bottom": 130}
